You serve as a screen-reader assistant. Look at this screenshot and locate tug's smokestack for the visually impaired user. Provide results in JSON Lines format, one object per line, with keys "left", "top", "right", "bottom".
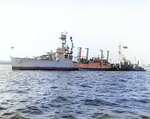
{"left": 107, "top": 51, "right": 109, "bottom": 62}
{"left": 85, "top": 48, "right": 89, "bottom": 61}
{"left": 137, "top": 61, "right": 139, "bottom": 66}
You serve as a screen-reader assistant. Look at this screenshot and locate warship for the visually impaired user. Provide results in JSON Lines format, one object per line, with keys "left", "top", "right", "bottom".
{"left": 11, "top": 32, "right": 79, "bottom": 70}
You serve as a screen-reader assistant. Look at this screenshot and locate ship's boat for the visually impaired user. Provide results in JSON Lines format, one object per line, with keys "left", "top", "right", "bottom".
{"left": 10, "top": 32, "right": 79, "bottom": 70}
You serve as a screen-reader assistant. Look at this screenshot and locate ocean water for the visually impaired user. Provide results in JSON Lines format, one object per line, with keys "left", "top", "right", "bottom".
{"left": 0, "top": 65, "right": 150, "bottom": 119}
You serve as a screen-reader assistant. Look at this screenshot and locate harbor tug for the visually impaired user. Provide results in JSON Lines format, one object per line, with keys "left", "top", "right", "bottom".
{"left": 110, "top": 45, "right": 146, "bottom": 71}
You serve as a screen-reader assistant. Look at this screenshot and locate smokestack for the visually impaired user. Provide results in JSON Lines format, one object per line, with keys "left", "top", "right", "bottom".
{"left": 100, "top": 50, "right": 103, "bottom": 60}
{"left": 100, "top": 49, "right": 103, "bottom": 65}
{"left": 137, "top": 61, "right": 139, "bottom": 66}
{"left": 85, "top": 48, "right": 89, "bottom": 61}
{"left": 78, "top": 47, "right": 82, "bottom": 62}
{"left": 107, "top": 51, "right": 109, "bottom": 62}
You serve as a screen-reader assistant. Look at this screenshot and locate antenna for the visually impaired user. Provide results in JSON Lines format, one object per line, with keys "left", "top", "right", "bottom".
{"left": 70, "top": 36, "right": 74, "bottom": 54}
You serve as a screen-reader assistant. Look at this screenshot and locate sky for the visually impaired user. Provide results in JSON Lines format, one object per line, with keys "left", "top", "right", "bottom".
{"left": 0, "top": 0, "right": 150, "bottom": 64}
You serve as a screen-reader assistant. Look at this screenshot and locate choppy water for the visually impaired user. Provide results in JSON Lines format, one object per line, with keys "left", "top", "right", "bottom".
{"left": 0, "top": 65, "right": 150, "bottom": 119}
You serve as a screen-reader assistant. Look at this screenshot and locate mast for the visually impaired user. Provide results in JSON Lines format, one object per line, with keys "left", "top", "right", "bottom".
{"left": 119, "top": 45, "right": 121, "bottom": 68}
{"left": 59, "top": 32, "right": 74, "bottom": 55}
{"left": 60, "top": 32, "right": 67, "bottom": 48}
{"left": 100, "top": 49, "right": 103, "bottom": 65}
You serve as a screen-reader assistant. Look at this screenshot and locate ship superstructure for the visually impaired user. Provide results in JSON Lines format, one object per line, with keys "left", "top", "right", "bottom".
{"left": 11, "top": 32, "right": 78, "bottom": 70}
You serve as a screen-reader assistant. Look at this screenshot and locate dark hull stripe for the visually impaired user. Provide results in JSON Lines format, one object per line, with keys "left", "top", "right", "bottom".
{"left": 12, "top": 66, "right": 79, "bottom": 71}
{"left": 12, "top": 67, "right": 145, "bottom": 71}
{"left": 79, "top": 68, "right": 111, "bottom": 71}
{"left": 12, "top": 66, "right": 111, "bottom": 71}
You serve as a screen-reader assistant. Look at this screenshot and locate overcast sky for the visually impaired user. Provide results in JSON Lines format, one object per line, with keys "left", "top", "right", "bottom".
{"left": 0, "top": 0, "right": 150, "bottom": 64}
